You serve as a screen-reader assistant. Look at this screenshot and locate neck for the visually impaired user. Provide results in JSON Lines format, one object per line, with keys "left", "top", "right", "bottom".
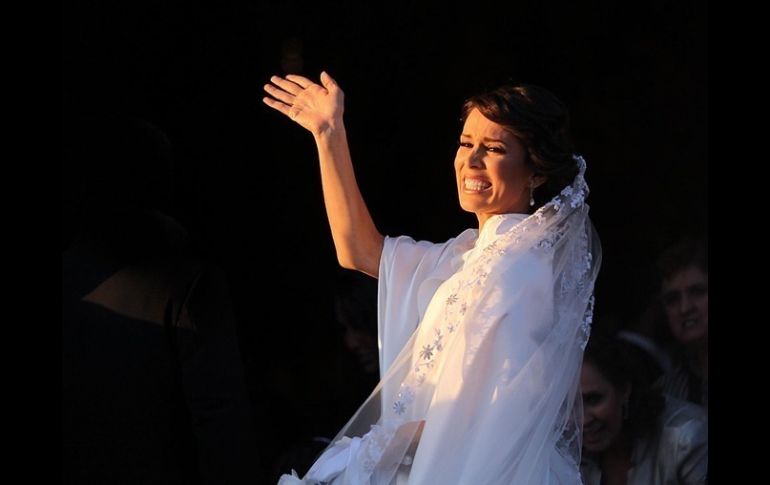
{"left": 599, "top": 435, "right": 633, "bottom": 483}
{"left": 477, "top": 213, "right": 491, "bottom": 232}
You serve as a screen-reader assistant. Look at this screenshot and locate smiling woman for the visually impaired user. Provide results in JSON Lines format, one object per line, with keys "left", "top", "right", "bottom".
{"left": 263, "top": 72, "right": 602, "bottom": 484}
{"left": 580, "top": 333, "right": 708, "bottom": 485}
{"left": 455, "top": 109, "right": 537, "bottom": 225}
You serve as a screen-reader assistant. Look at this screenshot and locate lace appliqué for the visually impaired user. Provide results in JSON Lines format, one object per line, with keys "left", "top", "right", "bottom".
{"left": 579, "top": 295, "right": 595, "bottom": 350}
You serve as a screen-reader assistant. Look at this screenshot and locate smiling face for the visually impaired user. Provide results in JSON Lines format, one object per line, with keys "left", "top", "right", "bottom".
{"left": 581, "top": 361, "right": 630, "bottom": 454}
{"left": 661, "top": 265, "right": 709, "bottom": 346}
{"left": 454, "top": 108, "right": 544, "bottom": 229}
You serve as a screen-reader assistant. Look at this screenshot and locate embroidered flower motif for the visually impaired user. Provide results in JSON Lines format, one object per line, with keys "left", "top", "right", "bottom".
{"left": 433, "top": 329, "right": 444, "bottom": 351}
{"left": 398, "top": 386, "right": 415, "bottom": 404}
{"left": 419, "top": 344, "right": 434, "bottom": 361}
{"left": 459, "top": 302, "right": 467, "bottom": 316}
{"left": 446, "top": 293, "right": 458, "bottom": 305}
{"left": 393, "top": 401, "right": 406, "bottom": 415}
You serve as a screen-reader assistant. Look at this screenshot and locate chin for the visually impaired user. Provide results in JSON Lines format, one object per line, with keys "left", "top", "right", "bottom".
{"left": 582, "top": 440, "right": 607, "bottom": 454}
{"left": 457, "top": 198, "right": 481, "bottom": 214}
{"left": 679, "top": 329, "right": 708, "bottom": 346}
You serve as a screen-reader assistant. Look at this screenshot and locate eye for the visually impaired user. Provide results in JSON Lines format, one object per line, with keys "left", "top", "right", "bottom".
{"left": 661, "top": 291, "right": 681, "bottom": 307}
{"left": 583, "top": 393, "right": 603, "bottom": 406}
{"left": 486, "top": 145, "right": 505, "bottom": 153}
{"left": 457, "top": 141, "right": 472, "bottom": 149}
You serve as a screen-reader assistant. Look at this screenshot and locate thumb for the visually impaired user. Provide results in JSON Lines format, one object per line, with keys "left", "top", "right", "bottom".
{"left": 320, "top": 71, "right": 337, "bottom": 89}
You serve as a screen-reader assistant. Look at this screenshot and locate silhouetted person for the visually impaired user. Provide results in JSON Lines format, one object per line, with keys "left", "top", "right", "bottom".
{"left": 62, "top": 115, "right": 261, "bottom": 484}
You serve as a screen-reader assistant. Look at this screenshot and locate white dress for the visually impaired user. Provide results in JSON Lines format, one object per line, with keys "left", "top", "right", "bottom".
{"left": 281, "top": 156, "right": 600, "bottom": 484}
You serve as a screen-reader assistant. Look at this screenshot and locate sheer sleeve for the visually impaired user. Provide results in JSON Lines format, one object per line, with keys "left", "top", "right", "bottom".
{"left": 377, "top": 231, "right": 474, "bottom": 376}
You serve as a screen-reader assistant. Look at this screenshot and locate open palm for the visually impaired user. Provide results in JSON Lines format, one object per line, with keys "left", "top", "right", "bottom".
{"left": 262, "top": 71, "right": 344, "bottom": 136}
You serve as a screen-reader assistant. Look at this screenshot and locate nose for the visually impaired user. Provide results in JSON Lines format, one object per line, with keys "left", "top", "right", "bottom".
{"left": 468, "top": 147, "right": 484, "bottom": 168}
{"left": 679, "top": 293, "right": 694, "bottom": 313}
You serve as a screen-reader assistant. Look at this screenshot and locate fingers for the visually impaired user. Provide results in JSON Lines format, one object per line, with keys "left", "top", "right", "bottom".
{"left": 285, "top": 74, "right": 314, "bottom": 89}
{"left": 320, "top": 71, "right": 337, "bottom": 89}
{"left": 269, "top": 75, "right": 302, "bottom": 95}
{"left": 262, "top": 96, "right": 302, "bottom": 122}
{"left": 262, "top": 96, "right": 292, "bottom": 117}
{"left": 263, "top": 83, "right": 295, "bottom": 105}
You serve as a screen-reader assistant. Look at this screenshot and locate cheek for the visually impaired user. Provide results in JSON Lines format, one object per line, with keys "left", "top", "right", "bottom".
{"left": 698, "top": 295, "right": 709, "bottom": 312}
{"left": 593, "top": 401, "right": 613, "bottom": 423}
{"left": 665, "top": 306, "right": 680, "bottom": 323}
{"left": 495, "top": 163, "right": 528, "bottom": 190}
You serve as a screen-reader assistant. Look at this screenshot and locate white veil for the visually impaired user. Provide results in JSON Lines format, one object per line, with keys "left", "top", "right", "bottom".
{"left": 281, "top": 155, "right": 601, "bottom": 485}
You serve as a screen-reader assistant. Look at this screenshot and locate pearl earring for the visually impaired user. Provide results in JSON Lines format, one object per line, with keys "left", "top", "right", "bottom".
{"left": 529, "top": 182, "right": 535, "bottom": 207}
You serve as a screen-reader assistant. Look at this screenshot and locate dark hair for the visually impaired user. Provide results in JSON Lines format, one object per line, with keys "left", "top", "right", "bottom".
{"left": 583, "top": 332, "right": 665, "bottom": 444}
{"left": 461, "top": 84, "right": 578, "bottom": 211}
{"left": 656, "top": 236, "right": 708, "bottom": 282}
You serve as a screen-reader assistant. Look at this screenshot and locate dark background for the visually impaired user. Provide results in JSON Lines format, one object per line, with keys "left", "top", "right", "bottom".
{"left": 61, "top": 0, "right": 707, "bottom": 478}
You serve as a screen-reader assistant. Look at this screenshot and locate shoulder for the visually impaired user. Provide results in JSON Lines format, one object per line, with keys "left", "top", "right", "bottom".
{"left": 659, "top": 396, "right": 708, "bottom": 448}
{"left": 383, "top": 229, "right": 477, "bottom": 270}
{"left": 385, "top": 228, "right": 477, "bottom": 252}
{"left": 496, "top": 247, "right": 553, "bottom": 285}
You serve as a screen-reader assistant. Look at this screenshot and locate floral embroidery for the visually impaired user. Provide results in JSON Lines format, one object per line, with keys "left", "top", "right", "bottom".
{"left": 393, "top": 401, "right": 406, "bottom": 415}
{"left": 433, "top": 329, "right": 444, "bottom": 351}
{"left": 419, "top": 344, "right": 434, "bottom": 360}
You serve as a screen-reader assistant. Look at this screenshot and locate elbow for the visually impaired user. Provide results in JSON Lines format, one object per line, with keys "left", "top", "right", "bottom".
{"left": 335, "top": 234, "right": 383, "bottom": 276}
{"left": 336, "top": 251, "right": 373, "bottom": 274}
{"left": 336, "top": 249, "right": 360, "bottom": 271}
{"left": 337, "top": 254, "right": 357, "bottom": 270}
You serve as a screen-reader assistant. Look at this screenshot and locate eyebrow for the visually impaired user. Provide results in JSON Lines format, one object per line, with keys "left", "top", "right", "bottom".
{"left": 460, "top": 134, "right": 508, "bottom": 145}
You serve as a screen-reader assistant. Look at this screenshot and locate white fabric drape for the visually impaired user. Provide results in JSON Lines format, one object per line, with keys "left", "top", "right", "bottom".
{"left": 280, "top": 155, "right": 601, "bottom": 485}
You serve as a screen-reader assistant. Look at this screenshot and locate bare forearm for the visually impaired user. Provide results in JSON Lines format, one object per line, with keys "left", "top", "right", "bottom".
{"left": 314, "top": 123, "right": 383, "bottom": 277}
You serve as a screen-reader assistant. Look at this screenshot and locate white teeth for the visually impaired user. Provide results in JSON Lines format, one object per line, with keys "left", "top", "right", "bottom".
{"left": 464, "top": 179, "right": 491, "bottom": 191}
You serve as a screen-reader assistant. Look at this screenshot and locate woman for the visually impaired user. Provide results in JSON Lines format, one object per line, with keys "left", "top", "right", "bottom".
{"left": 263, "top": 72, "right": 601, "bottom": 484}
{"left": 580, "top": 333, "right": 708, "bottom": 485}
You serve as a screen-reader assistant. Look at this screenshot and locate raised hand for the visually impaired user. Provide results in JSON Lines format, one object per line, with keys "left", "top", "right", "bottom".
{"left": 262, "top": 71, "right": 344, "bottom": 136}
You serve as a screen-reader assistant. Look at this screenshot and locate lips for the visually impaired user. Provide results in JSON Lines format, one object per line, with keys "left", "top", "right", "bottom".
{"left": 583, "top": 423, "right": 603, "bottom": 435}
